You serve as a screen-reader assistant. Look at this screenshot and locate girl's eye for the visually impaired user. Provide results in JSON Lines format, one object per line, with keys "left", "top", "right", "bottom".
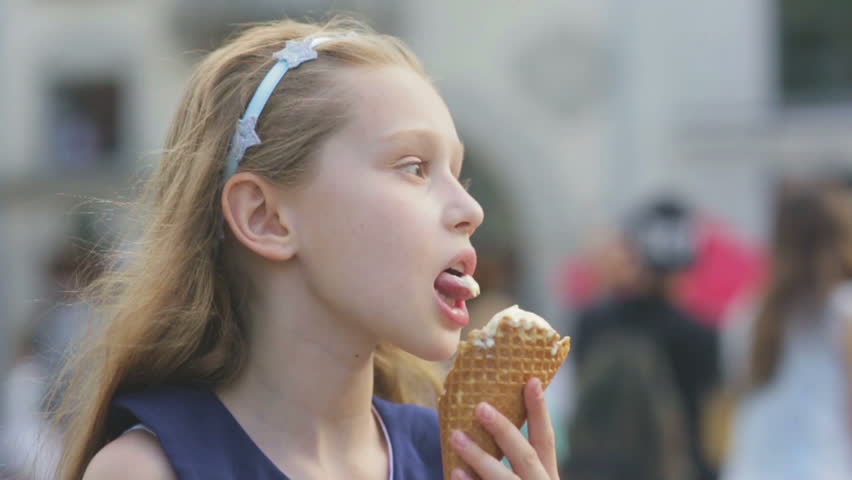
{"left": 400, "top": 160, "right": 426, "bottom": 178}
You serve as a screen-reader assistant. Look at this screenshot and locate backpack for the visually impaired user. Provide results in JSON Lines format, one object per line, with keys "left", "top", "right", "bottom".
{"left": 561, "top": 332, "right": 696, "bottom": 480}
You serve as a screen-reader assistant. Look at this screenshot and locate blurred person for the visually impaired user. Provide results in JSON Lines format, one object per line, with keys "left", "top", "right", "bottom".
{"left": 562, "top": 195, "right": 720, "bottom": 480}
{"left": 1, "top": 315, "right": 62, "bottom": 479}
{"left": 721, "top": 177, "right": 852, "bottom": 480}
{"left": 48, "top": 17, "right": 564, "bottom": 480}
{"left": 559, "top": 219, "right": 768, "bottom": 331}
{"left": 556, "top": 227, "right": 628, "bottom": 311}
{"left": 1, "top": 231, "right": 102, "bottom": 479}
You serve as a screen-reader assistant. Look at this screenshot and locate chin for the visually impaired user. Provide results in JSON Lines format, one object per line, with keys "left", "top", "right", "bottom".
{"left": 406, "top": 332, "right": 460, "bottom": 362}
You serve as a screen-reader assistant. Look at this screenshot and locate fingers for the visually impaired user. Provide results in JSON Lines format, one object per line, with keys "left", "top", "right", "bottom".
{"left": 473, "top": 400, "right": 550, "bottom": 479}
{"left": 449, "top": 429, "right": 518, "bottom": 480}
{"left": 524, "top": 378, "right": 559, "bottom": 479}
{"left": 449, "top": 378, "right": 560, "bottom": 479}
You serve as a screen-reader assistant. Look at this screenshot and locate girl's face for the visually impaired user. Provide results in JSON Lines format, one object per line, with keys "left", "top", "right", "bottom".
{"left": 287, "top": 66, "right": 484, "bottom": 361}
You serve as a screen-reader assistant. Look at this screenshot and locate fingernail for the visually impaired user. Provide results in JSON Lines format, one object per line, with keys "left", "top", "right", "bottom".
{"left": 452, "top": 468, "right": 472, "bottom": 480}
{"left": 477, "top": 402, "right": 495, "bottom": 422}
{"left": 533, "top": 378, "right": 544, "bottom": 398}
{"left": 451, "top": 430, "right": 469, "bottom": 448}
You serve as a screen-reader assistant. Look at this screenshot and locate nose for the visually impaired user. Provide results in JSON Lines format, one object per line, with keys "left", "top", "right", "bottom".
{"left": 444, "top": 182, "right": 485, "bottom": 236}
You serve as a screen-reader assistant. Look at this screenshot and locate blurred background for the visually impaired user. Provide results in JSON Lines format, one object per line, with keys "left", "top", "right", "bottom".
{"left": 1, "top": 0, "right": 852, "bottom": 478}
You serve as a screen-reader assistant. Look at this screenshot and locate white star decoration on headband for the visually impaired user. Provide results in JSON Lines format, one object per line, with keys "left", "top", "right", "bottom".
{"left": 225, "top": 35, "right": 345, "bottom": 179}
{"left": 232, "top": 115, "right": 261, "bottom": 164}
{"left": 273, "top": 39, "right": 320, "bottom": 68}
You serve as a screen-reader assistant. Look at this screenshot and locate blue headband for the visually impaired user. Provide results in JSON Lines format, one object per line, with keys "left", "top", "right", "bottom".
{"left": 223, "top": 35, "right": 343, "bottom": 178}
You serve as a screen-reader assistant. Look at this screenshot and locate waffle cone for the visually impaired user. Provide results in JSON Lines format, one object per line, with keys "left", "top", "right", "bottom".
{"left": 438, "top": 310, "right": 571, "bottom": 479}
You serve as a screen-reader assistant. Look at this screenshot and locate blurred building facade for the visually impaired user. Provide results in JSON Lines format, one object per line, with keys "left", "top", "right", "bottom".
{"left": 1, "top": 0, "right": 851, "bottom": 378}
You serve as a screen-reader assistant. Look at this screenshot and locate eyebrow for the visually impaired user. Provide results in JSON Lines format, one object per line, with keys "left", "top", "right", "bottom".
{"left": 381, "top": 128, "right": 465, "bottom": 170}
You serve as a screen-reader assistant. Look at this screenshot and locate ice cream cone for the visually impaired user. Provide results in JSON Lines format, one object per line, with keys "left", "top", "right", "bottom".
{"left": 438, "top": 305, "right": 571, "bottom": 479}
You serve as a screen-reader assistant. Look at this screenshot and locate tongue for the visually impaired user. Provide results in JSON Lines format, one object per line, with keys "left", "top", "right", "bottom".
{"left": 435, "top": 272, "right": 476, "bottom": 301}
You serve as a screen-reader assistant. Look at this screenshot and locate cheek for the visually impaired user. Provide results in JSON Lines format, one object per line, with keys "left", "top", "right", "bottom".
{"left": 347, "top": 199, "right": 435, "bottom": 281}
{"left": 299, "top": 189, "right": 437, "bottom": 295}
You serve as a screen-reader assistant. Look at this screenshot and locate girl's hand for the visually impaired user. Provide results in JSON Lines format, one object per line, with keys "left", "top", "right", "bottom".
{"left": 449, "top": 378, "right": 560, "bottom": 480}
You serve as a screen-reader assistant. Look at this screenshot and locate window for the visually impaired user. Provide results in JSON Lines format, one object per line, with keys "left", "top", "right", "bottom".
{"left": 779, "top": 0, "right": 852, "bottom": 104}
{"left": 49, "top": 79, "right": 123, "bottom": 172}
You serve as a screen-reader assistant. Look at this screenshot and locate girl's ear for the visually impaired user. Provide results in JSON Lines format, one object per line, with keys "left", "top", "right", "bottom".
{"left": 221, "top": 172, "right": 297, "bottom": 261}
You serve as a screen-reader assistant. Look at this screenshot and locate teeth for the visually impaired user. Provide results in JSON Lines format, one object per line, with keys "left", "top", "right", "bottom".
{"left": 451, "top": 262, "right": 465, "bottom": 274}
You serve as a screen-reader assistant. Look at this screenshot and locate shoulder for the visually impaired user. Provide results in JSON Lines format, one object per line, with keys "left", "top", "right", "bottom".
{"left": 83, "top": 430, "right": 177, "bottom": 480}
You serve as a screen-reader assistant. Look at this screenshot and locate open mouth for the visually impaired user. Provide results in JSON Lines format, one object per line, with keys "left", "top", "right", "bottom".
{"left": 434, "top": 263, "right": 480, "bottom": 327}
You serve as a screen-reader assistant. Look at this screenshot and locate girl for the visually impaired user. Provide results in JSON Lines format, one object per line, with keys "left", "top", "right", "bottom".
{"left": 49, "top": 17, "right": 561, "bottom": 480}
{"left": 721, "top": 175, "right": 852, "bottom": 479}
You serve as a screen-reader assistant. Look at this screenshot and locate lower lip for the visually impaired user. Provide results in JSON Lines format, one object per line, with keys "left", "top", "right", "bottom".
{"left": 433, "top": 290, "right": 470, "bottom": 327}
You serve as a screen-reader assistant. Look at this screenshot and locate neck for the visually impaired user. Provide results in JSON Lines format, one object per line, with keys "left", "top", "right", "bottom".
{"left": 216, "top": 278, "right": 385, "bottom": 472}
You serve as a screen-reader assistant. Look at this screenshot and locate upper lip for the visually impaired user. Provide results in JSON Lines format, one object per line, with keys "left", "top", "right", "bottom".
{"left": 442, "top": 248, "right": 478, "bottom": 277}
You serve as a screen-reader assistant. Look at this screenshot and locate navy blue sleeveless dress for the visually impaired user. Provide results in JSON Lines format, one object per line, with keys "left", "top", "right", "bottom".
{"left": 108, "top": 385, "right": 443, "bottom": 479}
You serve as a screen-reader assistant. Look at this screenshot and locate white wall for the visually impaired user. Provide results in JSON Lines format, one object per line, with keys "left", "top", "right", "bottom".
{"left": 669, "top": 0, "right": 775, "bottom": 126}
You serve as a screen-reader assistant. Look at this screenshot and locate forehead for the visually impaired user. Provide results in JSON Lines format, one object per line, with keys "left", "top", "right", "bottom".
{"left": 336, "top": 66, "right": 461, "bottom": 146}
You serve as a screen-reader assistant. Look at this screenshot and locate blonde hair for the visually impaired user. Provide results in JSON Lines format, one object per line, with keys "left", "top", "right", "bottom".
{"left": 49, "top": 17, "right": 443, "bottom": 480}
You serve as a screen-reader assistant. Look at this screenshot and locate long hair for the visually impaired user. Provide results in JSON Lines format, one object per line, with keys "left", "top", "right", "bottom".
{"left": 749, "top": 177, "right": 852, "bottom": 388}
{"left": 49, "top": 17, "right": 443, "bottom": 479}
